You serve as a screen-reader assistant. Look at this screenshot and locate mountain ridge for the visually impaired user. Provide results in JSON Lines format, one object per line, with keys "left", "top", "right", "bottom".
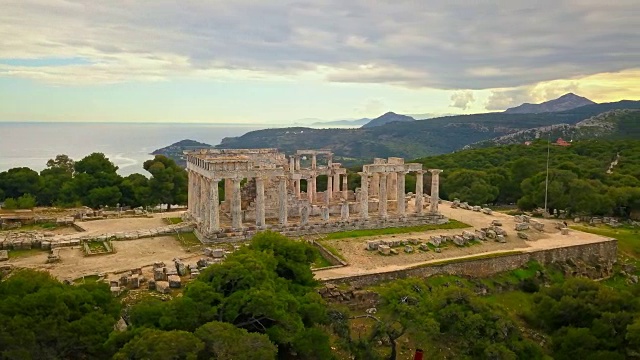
{"left": 504, "top": 93, "right": 596, "bottom": 114}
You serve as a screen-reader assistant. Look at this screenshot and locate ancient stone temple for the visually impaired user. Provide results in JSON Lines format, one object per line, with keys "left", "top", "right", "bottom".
{"left": 184, "top": 148, "right": 446, "bottom": 242}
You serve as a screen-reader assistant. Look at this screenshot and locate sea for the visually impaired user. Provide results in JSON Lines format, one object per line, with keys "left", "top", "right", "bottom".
{"left": 0, "top": 122, "right": 272, "bottom": 176}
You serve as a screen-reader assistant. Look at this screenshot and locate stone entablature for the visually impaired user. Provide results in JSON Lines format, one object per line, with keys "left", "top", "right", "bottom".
{"left": 184, "top": 148, "right": 446, "bottom": 242}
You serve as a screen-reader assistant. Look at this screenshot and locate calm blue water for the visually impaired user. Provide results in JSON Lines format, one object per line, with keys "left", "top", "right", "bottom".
{"left": 0, "top": 122, "right": 269, "bottom": 176}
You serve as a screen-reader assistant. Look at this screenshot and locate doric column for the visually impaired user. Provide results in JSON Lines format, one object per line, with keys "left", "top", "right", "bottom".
{"left": 327, "top": 155, "right": 333, "bottom": 168}
{"left": 307, "top": 178, "right": 313, "bottom": 203}
{"left": 201, "top": 177, "right": 210, "bottom": 230}
{"left": 397, "top": 171, "right": 406, "bottom": 217}
{"left": 231, "top": 178, "right": 242, "bottom": 229}
{"left": 300, "top": 202, "right": 310, "bottom": 225}
{"left": 333, "top": 174, "right": 340, "bottom": 199}
{"left": 278, "top": 176, "right": 288, "bottom": 225}
{"left": 224, "top": 178, "right": 233, "bottom": 207}
{"left": 321, "top": 206, "right": 329, "bottom": 222}
{"left": 187, "top": 170, "right": 193, "bottom": 217}
{"left": 255, "top": 177, "right": 265, "bottom": 228}
{"left": 379, "top": 173, "right": 388, "bottom": 218}
{"left": 326, "top": 174, "right": 332, "bottom": 205}
{"left": 358, "top": 172, "right": 369, "bottom": 219}
{"left": 341, "top": 200, "right": 349, "bottom": 221}
{"left": 311, "top": 175, "right": 316, "bottom": 203}
{"left": 311, "top": 154, "right": 317, "bottom": 169}
{"left": 415, "top": 170, "right": 424, "bottom": 214}
{"left": 295, "top": 156, "right": 301, "bottom": 171}
{"left": 342, "top": 174, "right": 348, "bottom": 200}
{"left": 370, "top": 173, "right": 379, "bottom": 197}
{"left": 289, "top": 157, "right": 295, "bottom": 173}
{"left": 209, "top": 178, "right": 220, "bottom": 232}
{"left": 429, "top": 169, "right": 443, "bottom": 213}
{"left": 192, "top": 174, "right": 200, "bottom": 220}
{"left": 295, "top": 179, "right": 301, "bottom": 199}
{"left": 387, "top": 172, "right": 397, "bottom": 200}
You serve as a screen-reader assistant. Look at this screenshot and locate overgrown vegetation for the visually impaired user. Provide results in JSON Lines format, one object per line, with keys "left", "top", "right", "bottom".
{"left": 173, "top": 232, "right": 202, "bottom": 248}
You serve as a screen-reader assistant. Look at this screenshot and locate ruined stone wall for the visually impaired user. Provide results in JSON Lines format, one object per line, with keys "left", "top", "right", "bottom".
{"left": 321, "top": 239, "right": 617, "bottom": 287}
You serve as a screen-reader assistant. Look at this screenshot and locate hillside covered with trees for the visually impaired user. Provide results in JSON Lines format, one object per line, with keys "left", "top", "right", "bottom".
{"left": 3, "top": 230, "right": 640, "bottom": 359}
{"left": 411, "top": 139, "right": 640, "bottom": 217}
{"left": 217, "top": 100, "right": 640, "bottom": 161}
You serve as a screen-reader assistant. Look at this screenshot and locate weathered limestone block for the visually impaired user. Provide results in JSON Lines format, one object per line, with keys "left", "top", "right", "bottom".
{"left": 435, "top": 247, "right": 442, "bottom": 253}
{"left": 514, "top": 215, "right": 524, "bottom": 223}
{"left": 561, "top": 228, "right": 570, "bottom": 235}
{"left": 0, "top": 250, "right": 8, "bottom": 261}
{"left": 204, "top": 248, "right": 213, "bottom": 256}
{"left": 453, "top": 235, "right": 466, "bottom": 246}
{"left": 482, "top": 208, "right": 493, "bottom": 215}
{"left": 475, "top": 230, "right": 486, "bottom": 240}
{"left": 408, "top": 238, "right": 419, "bottom": 245}
{"left": 366, "top": 240, "right": 380, "bottom": 251}
{"left": 153, "top": 268, "right": 166, "bottom": 281}
{"left": 390, "top": 248, "right": 399, "bottom": 255}
{"left": 486, "top": 230, "right": 497, "bottom": 239}
{"left": 496, "top": 235, "right": 506, "bottom": 243}
{"left": 321, "top": 206, "right": 330, "bottom": 222}
{"left": 110, "top": 286, "right": 121, "bottom": 297}
{"left": 462, "top": 231, "right": 475, "bottom": 241}
{"left": 517, "top": 232, "right": 529, "bottom": 240}
{"left": 153, "top": 261, "right": 165, "bottom": 269}
{"left": 378, "top": 245, "right": 391, "bottom": 255}
{"left": 175, "top": 260, "right": 187, "bottom": 276}
{"left": 130, "top": 274, "right": 140, "bottom": 289}
{"left": 491, "top": 220, "right": 503, "bottom": 226}
{"left": 156, "top": 281, "right": 171, "bottom": 294}
{"left": 522, "top": 215, "right": 530, "bottom": 223}
{"left": 190, "top": 270, "right": 200, "bottom": 279}
{"left": 168, "top": 275, "right": 181, "bottom": 288}
{"left": 472, "top": 206, "right": 481, "bottom": 212}
{"left": 212, "top": 249, "right": 225, "bottom": 258}
{"left": 492, "top": 226, "right": 507, "bottom": 236}
{"left": 404, "top": 245, "right": 414, "bottom": 253}
{"left": 148, "top": 279, "right": 156, "bottom": 290}
{"left": 419, "top": 243, "right": 429, "bottom": 251}
{"left": 119, "top": 275, "right": 129, "bottom": 287}
{"left": 515, "top": 223, "right": 529, "bottom": 231}
{"left": 531, "top": 221, "right": 545, "bottom": 231}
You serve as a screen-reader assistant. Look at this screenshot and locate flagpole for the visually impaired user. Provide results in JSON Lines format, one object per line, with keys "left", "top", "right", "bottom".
{"left": 543, "top": 132, "right": 550, "bottom": 216}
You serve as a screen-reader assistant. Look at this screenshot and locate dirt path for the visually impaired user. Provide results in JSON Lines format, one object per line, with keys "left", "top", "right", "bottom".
{"left": 314, "top": 201, "right": 611, "bottom": 280}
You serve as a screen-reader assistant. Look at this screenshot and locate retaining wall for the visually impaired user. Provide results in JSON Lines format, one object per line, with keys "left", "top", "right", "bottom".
{"left": 321, "top": 239, "right": 617, "bottom": 287}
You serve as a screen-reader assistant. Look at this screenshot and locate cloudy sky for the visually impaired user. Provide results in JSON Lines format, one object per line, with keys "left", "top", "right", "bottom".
{"left": 1, "top": 0, "right": 638, "bottom": 124}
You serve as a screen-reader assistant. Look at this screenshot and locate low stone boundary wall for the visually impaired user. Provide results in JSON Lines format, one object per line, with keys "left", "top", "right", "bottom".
{"left": 198, "top": 213, "right": 447, "bottom": 243}
{"left": 0, "top": 223, "right": 195, "bottom": 251}
{"left": 320, "top": 239, "right": 617, "bottom": 287}
{"left": 309, "top": 240, "right": 347, "bottom": 267}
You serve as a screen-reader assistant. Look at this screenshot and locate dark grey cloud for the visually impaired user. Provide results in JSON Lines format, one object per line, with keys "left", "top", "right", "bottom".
{"left": 1, "top": 0, "right": 639, "bottom": 89}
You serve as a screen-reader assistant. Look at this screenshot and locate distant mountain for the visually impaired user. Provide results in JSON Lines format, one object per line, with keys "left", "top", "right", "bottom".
{"left": 311, "top": 118, "right": 370, "bottom": 127}
{"left": 151, "top": 139, "right": 212, "bottom": 167}
{"left": 215, "top": 100, "right": 640, "bottom": 161}
{"left": 505, "top": 93, "right": 596, "bottom": 114}
{"left": 468, "top": 109, "right": 640, "bottom": 148}
{"left": 361, "top": 112, "right": 415, "bottom": 128}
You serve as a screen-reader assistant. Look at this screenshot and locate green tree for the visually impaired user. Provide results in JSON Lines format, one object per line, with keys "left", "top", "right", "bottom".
{"left": 0, "top": 270, "right": 121, "bottom": 359}
{"left": 144, "top": 155, "right": 188, "bottom": 209}
{"left": 39, "top": 167, "right": 73, "bottom": 206}
{"left": 443, "top": 170, "right": 498, "bottom": 205}
{"left": 119, "top": 173, "right": 152, "bottom": 207}
{"left": 46, "top": 154, "right": 75, "bottom": 175}
{"left": 16, "top": 193, "right": 37, "bottom": 209}
{"left": 114, "top": 329, "right": 204, "bottom": 360}
{"left": 0, "top": 167, "right": 41, "bottom": 200}
{"left": 195, "top": 321, "right": 277, "bottom": 360}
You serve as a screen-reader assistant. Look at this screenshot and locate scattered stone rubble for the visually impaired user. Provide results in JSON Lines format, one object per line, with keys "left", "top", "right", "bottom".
{"left": 318, "top": 283, "right": 379, "bottom": 306}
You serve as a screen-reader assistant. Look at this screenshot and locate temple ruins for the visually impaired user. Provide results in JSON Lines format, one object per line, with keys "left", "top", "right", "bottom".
{"left": 184, "top": 148, "right": 447, "bottom": 242}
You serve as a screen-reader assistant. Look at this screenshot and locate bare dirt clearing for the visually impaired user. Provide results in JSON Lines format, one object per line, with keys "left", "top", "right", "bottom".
{"left": 8, "top": 235, "right": 200, "bottom": 280}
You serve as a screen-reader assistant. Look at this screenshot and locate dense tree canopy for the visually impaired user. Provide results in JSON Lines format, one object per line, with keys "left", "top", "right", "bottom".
{"left": 0, "top": 153, "right": 187, "bottom": 209}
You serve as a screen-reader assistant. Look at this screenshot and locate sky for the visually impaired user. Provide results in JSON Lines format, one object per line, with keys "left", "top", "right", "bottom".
{"left": 0, "top": 0, "right": 639, "bottom": 124}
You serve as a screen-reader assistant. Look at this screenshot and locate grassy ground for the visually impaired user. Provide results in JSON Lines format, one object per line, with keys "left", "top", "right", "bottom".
{"left": 1, "top": 222, "right": 60, "bottom": 232}
{"left": 87, "top": 241, "right": 107, "bottom": 253}
{"left": 73, "top": 275, "right": 101, "bottom": 284}
{"left": 570, "top": 224, "right": 640, "bottom": 259}
{"left": 174, "top": 232, "right": 202, "bottom": 248}
{"left": 318, "top": 242, "right": 347, "bottom": 262}
{"left": 165, "top": 217, "right": 183, "bottom": 225}
{"left": 311, "top": 254, "right": 334, "bottom": 269}
{"left": 8, "top": 248, "right": 47, "bottom": 259}
{"left": 322, "top": 219, "right": 470, "bottom": 240}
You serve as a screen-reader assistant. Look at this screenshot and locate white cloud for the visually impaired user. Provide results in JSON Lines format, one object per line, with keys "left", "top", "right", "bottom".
{"left": 449, "top": 91, "right": 475, "bottom": 110}
{"left": 0, "top": 0, "right": 638, "bottom": 88}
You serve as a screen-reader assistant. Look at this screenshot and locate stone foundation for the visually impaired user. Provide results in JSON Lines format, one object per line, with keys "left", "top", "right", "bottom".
{"left": 320, "top": 238, "right": 617, "bottom": 287}
{"left": 196, "top": 213, "right": 448, "bottom": 243}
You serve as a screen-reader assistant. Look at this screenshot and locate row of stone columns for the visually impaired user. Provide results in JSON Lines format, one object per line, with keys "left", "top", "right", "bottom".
{"left": 189, "top": 171, "right": 291, "bottom": 232}
{"left": 294, "top": 173, "right": 348, "bottom": 203}
{"left": 357, "top": 169, "right": 441, "bottom": 219}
